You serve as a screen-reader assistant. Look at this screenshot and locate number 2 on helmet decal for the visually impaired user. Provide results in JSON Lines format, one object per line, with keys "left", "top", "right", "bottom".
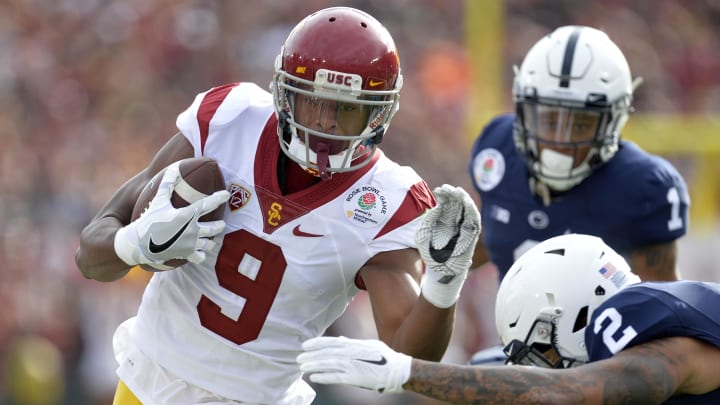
{"left": 197, "top": 229, "right": 286, "bottom": 345}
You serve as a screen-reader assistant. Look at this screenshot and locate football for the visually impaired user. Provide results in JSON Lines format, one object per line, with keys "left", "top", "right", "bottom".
{"left": 131, "top": 156, "right": 226, "bottom": 269}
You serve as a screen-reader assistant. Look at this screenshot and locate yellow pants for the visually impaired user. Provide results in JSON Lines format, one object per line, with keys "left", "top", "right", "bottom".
{"left": 113, "top": 380, "right": 143, "bottom": 405}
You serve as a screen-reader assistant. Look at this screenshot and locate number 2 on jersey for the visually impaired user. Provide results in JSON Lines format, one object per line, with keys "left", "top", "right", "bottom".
{"left": 593, "top": 307, "right": 638, "bottom": 354}
{"left": 197, "top": 229, "right": 286, "bottom": 345}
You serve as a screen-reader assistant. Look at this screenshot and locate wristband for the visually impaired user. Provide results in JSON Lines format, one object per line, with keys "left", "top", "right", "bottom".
{"left": 420, "top": 269, "right": 467, "bottom": 309}
{"left": 114, "top": 226, "right": 140, "bottom": 266}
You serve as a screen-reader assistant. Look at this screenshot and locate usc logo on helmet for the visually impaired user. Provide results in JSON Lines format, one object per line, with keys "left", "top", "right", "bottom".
{"left": 268, "top": 202, "right": 282, "bottom": 226}
{"left": 326, "top": 72, "right": 353, "bottom": 86}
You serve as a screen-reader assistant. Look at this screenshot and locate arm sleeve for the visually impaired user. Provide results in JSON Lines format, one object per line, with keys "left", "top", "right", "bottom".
{"left": 621, "top": 156, "right": 690, "bottom": 246}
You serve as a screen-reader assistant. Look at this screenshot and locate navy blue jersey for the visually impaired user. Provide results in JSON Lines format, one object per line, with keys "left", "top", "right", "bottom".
{"left": 468, "top": 113, "right": 689, "bottom": 278}
{"left": 586, "top": 281, "right": 720, "bottom": 403}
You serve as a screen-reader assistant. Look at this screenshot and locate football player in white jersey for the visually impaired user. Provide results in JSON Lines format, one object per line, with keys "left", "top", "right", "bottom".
{"left": 75, "top": 7, "right": 480, "bottom": 405}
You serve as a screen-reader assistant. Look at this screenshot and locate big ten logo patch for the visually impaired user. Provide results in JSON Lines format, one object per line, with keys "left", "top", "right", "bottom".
{"left": 229, "top": 184, "right": 251, "bottom": 211}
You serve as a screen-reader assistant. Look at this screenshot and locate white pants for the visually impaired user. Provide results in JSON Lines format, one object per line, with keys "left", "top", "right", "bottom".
{"left": 113, "top": 318, "right": 316, "bottom": 405}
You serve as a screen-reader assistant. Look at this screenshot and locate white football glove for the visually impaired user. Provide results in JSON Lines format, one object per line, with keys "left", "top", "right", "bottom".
{"left": 298, "top": 336, "right": 412, "bottom": 394}
{"left": 114, "top": 161, "right": 230, "bottom": 269}
{"left": 416, "top": 184, "right": 481, "bottom": 308}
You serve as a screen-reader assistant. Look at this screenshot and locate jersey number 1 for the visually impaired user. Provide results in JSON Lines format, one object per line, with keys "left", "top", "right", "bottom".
{"left": 667, "top": 187, "right": 683, "bottom": 231}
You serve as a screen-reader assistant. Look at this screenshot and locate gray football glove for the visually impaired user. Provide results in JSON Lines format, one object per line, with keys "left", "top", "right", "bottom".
{"left": 114, "top": 161, "right": 229, "bottom": 268}
{"left": 416, "top": 184, "right": 481, "bottom": 308}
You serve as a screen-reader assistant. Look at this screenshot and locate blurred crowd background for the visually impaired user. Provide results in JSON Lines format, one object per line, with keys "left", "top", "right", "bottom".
{"left": 1, "top": 0, "right": 719, "bottom": 404}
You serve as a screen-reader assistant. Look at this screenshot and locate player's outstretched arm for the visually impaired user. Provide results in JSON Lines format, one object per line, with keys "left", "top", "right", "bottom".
{"left": 75, "top": 134, "right": 227, "bottom": 282}
{"left": 300, "top": 335, "right": 720, "bottom": 404}
{"left": 409, "top": 336, "right": 720, "bottom": 404}
{"left": 359, "top": 185, "right": 481, "bottom": 361}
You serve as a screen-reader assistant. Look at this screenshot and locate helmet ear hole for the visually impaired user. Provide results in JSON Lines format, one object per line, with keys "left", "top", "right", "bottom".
{"left": 571, "top": 305, "right": 589, "bottom": 333}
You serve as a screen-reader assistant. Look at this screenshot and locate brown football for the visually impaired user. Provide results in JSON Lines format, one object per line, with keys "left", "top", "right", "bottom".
{"left": 131, "top": 156, "right": 226, "bottom": 270}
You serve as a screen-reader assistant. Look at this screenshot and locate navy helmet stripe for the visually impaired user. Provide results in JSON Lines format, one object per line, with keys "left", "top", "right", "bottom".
{"left": 559, "top": 27, "right": 583, "bottom": 88}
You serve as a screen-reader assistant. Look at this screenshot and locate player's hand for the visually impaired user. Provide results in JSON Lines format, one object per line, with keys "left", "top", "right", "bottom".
{"left": 416, "top": 184, "right": 481, "bottom": 308}
{"left": 297, "top": 336, "right": 412, "bottom": 394}
{"left": 114, "top": 161, "right": 230, "bottom": 268}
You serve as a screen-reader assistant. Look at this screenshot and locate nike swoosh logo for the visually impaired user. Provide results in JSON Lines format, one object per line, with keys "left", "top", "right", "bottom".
{"left": 148, "top": 218, "right": 193, "bottom": 253}
{"left": 368, "top": 79, "right": 384, "bottom": 87}
{"left": 356, "top": 356, "right": 387, "bottom": 365}
{"left": 292, "top": 224, "right": 323, "bottom": 238}
{"left": 428, "top": 208, "right": 464, "bottom": 263}
{"left": 503, "top": 340, "right": 519, "bottom": 357}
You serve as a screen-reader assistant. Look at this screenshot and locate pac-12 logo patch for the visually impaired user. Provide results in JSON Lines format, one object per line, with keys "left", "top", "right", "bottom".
{"left": 343, "top": 185, "right": 389, "bottom": 228}
{"left": 472, "top": 148, "right": 505, "bottom": 191}
{"left": 229, "top": 183, "right": 251, "bottom": 211}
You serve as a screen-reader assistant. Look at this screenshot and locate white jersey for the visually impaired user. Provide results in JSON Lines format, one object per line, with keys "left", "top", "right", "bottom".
{"left": 117, "top": 82, "right": 435, "bottom": 404}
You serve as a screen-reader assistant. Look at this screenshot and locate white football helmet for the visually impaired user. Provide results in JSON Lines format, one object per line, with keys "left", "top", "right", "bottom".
{"left": 495, "top": 234, "right": 640, "bottom": 368}
{"left": 513, "top": 26, "right": 637, "bottom": 192}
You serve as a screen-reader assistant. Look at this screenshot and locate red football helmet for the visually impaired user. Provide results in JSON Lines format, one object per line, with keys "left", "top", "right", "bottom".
{"left": 271, "top": 7, "right": 403, "bottom": 179}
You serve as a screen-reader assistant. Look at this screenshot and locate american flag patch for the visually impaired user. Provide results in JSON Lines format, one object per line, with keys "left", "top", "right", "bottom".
{"left": 599, "top": 262, "right": 617, "bottom": 279}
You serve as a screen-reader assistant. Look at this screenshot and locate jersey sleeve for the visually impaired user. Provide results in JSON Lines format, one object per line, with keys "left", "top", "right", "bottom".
{"left": 630, "top": 157, "right": 689, "bottom": 245}
{"left": 586, "top": 281, "right": 720, "bottom": 361}
{"left": 354, "top": 173, "right": 436, "bottom": 291}
{"left": 371, "top": 179, "right": 435, "bottom": 251}
{"left": 176, "top": 82, "right": 273, "bottom": 157}
{"left": 603, "top": 143, "right": 690, "bottom": 246}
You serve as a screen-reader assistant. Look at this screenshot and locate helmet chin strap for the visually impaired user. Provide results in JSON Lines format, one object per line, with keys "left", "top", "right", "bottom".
{"left": 316, "top": 142, "right": 331, "bottom": 180}
{"left": 287, "top": 135, "right": 352, "bottom": 181}
{"left": 529, "top": 177, "right": 552, "bottom": 207}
